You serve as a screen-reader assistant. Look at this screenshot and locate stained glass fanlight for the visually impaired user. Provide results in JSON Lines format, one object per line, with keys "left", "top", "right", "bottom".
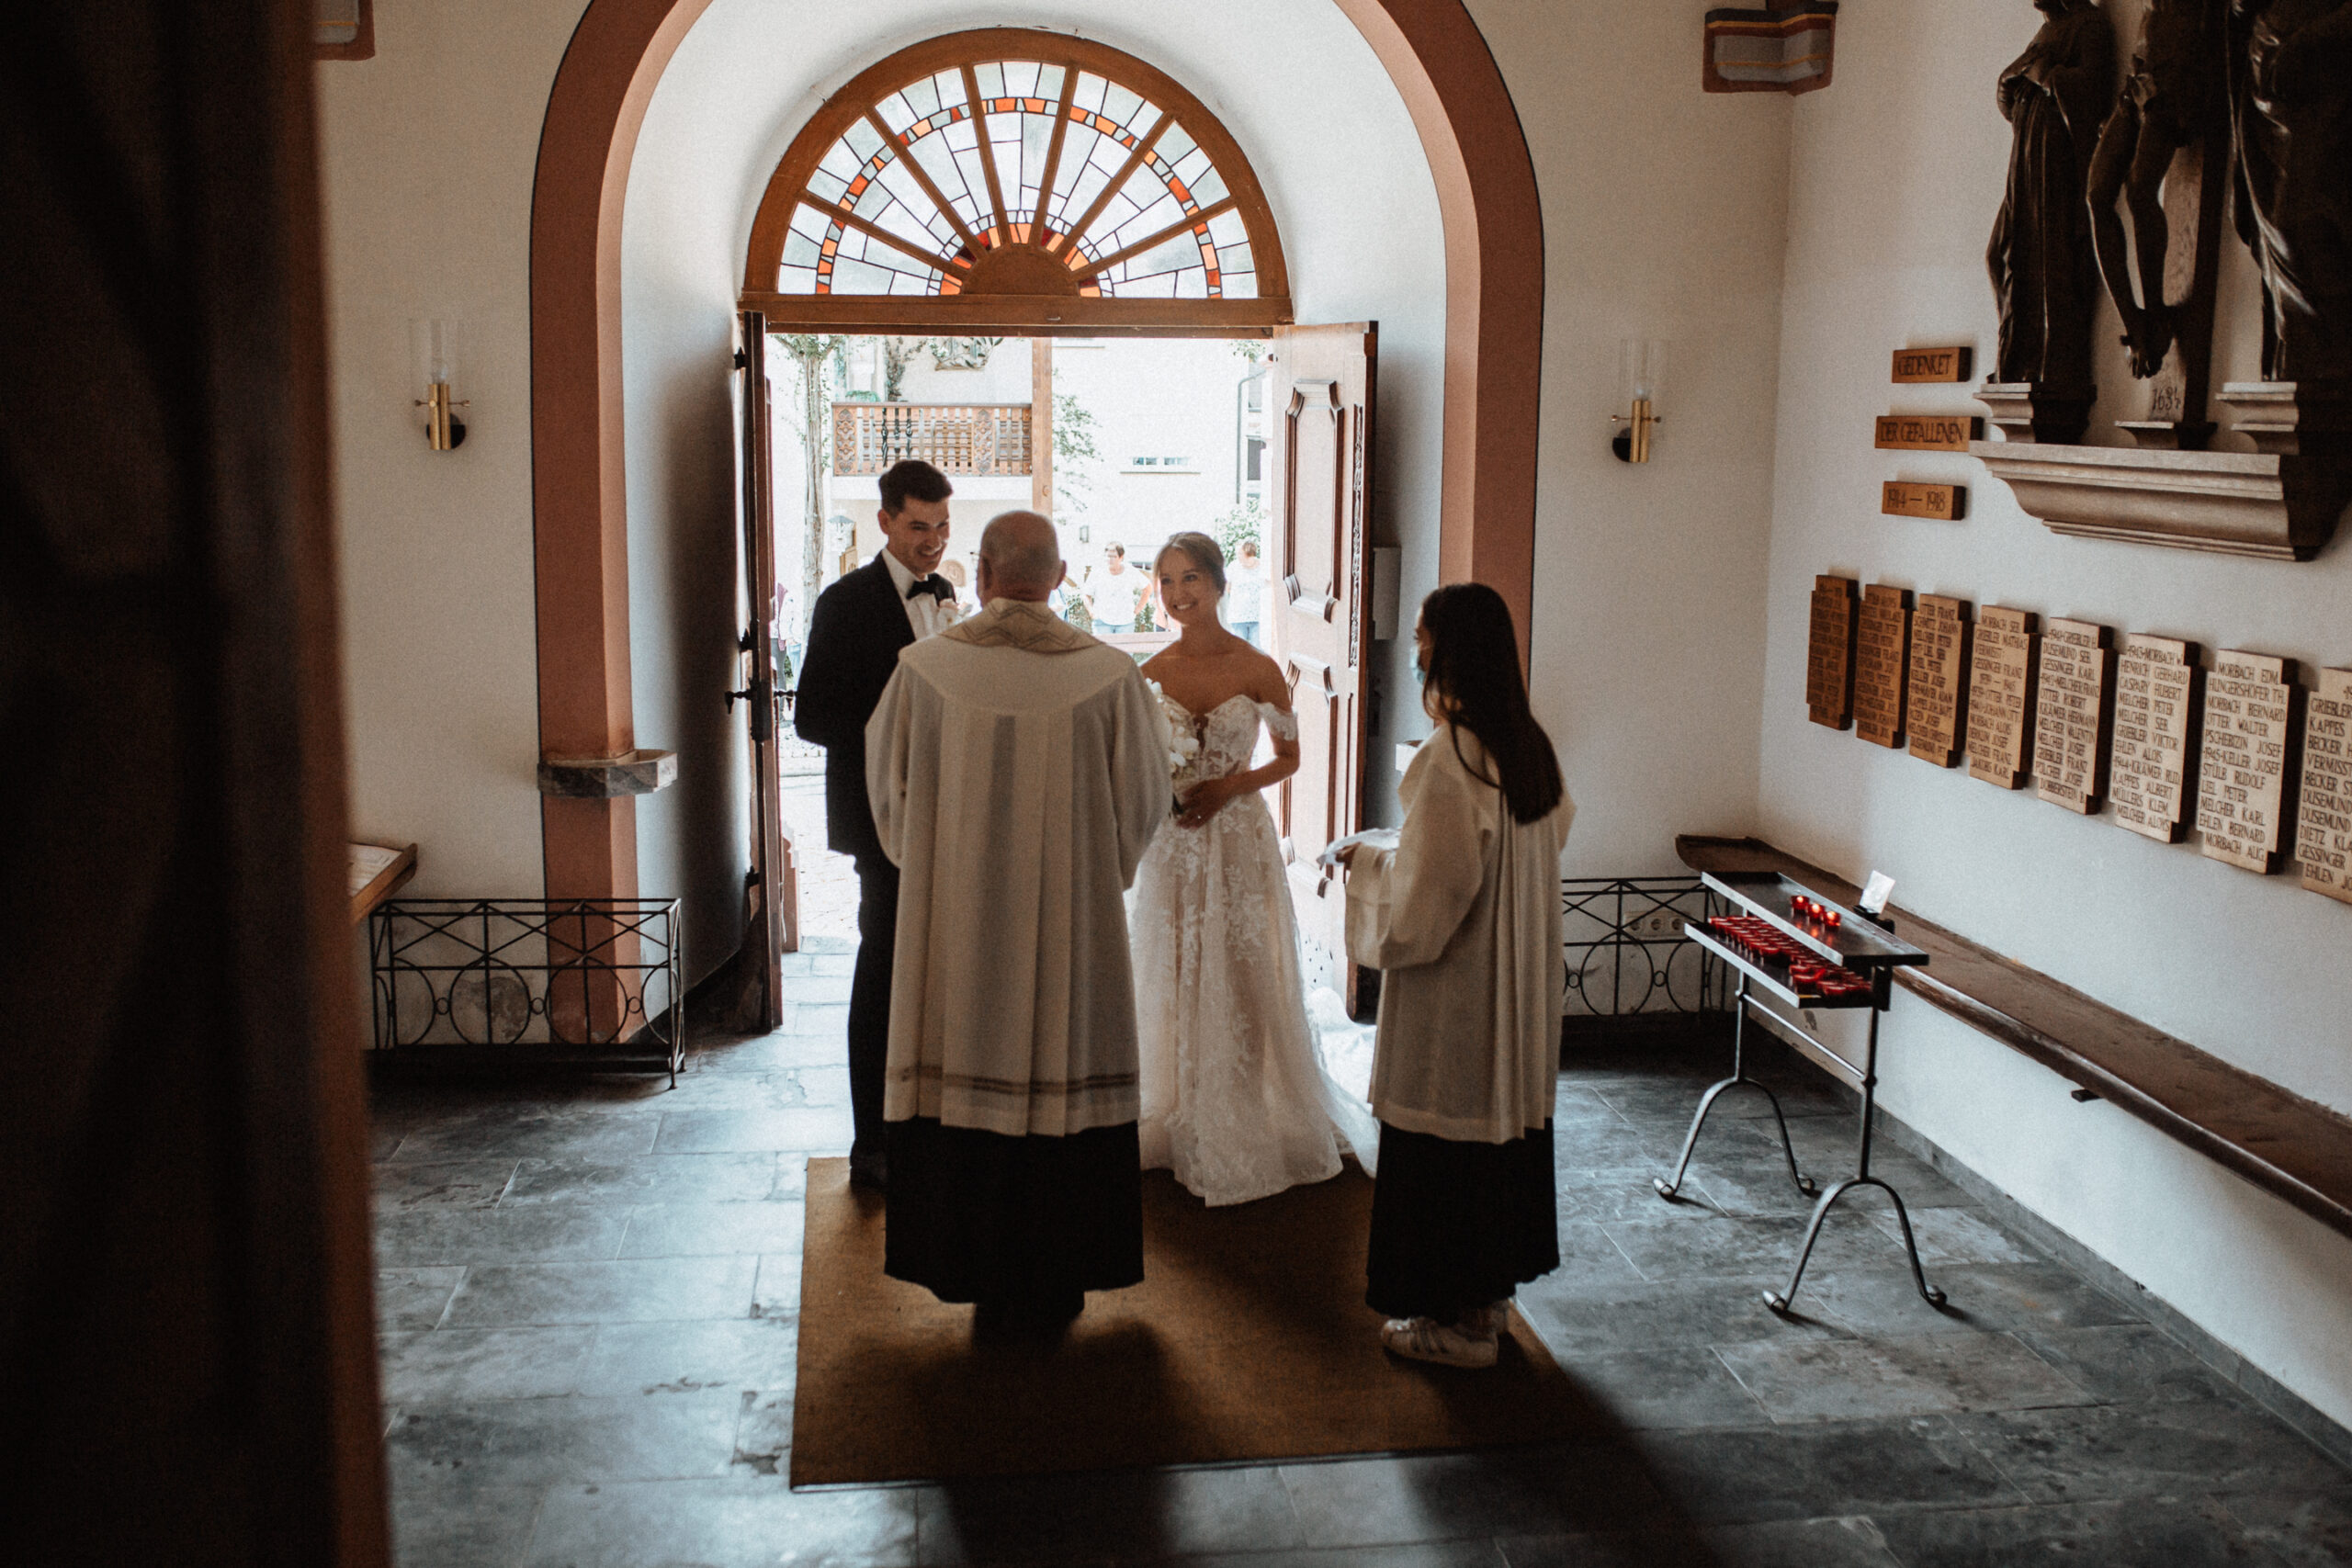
{"left": 744, "top": 32, "right": 1288, "bottom": 326}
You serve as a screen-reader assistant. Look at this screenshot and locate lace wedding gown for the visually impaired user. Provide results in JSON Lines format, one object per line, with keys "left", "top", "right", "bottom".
{"left": 1132, "top": 694, "right": 1353, "bottom": 1205}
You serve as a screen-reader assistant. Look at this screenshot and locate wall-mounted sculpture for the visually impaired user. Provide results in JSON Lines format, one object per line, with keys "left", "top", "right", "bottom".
{"left": 1984, "top": 0, "right": 2115, "bottom": 446}
{"left": 2230, "top": 0, "right": 2352, "bottom": 384}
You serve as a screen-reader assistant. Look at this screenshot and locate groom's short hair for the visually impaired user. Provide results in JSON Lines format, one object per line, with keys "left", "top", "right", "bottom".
{"left": 879, "top": 459, "right": 952, "bottom": 516}
{"left": 978, "top": 511, "right": 1062, "bottom": 592}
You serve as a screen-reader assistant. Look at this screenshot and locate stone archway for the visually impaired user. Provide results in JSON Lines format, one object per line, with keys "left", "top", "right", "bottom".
{"left": 526, "top": 0, "right": 1543, "bottom": 901}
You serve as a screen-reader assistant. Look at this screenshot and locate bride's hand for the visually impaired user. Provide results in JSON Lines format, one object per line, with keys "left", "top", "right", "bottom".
{"left": 1175, "top": 776, "right": 1238, "bottom": 829}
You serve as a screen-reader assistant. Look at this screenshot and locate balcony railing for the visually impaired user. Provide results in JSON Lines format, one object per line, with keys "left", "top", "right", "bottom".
{"left": 831, "top": 401, "right": 1034, "bottom": 477}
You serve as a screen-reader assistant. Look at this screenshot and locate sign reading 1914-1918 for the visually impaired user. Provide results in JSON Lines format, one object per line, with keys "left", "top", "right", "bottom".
{"left": 2300, "top": 669, "right": 2352, "bottom": 904}
{"left": 2110, "top": 634, "right": 2200, "bottom": 843}
{"left": 1905, "top": 594, "right": 1972, "bottom": 768}
{"left": 1854, "top": 583, "right": 1913, "bottom": 749}
{"left": 2198, "top": 651, "right": 2302, "bottom": 875}
{"left": 2035, "top": 619, "right": 2113, "bottom": 815}
{"left": 1806, "top": 575, "right": 1858, "bottom": 729}
{"left": 1966, "top": 606, "right": 2039, "bottom": 789}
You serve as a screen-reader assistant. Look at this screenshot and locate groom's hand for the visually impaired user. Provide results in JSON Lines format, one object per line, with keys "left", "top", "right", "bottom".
{"left": 1175, "top": 776, "right": 1238, "bottom": 829}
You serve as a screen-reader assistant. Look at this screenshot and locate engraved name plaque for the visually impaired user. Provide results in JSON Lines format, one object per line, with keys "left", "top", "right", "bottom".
{"left": 2110, "top": 634, "right": 2201, "bottom": 844}
{"left": 2198, "top": 650, "right": 2302, "bottom": 875}
{"left": 2299, "top": 668, "right": 2352, "bottom": 905}
{"left": 2034, "top": 618, "right": 2113, "bottom": 815}
{"left": 1855, "top": 583, "right": 1913, "bottom": 750}
{"left": 1874, "top": 415, "right": 1984, "bottom": 451}
{"left": 1891, "top": 346, "right": 1973, "bottom": 383}
{"left": 1882, "top": 482, "right": 1968, "bottom": 521}
{"left": 1906, "top": 594, "right": 1972, "bottom": 769}
{"left": 1806, "top": 575, "right": 1858, "bottom": 729}
{"left": 1967, "top": 606, "right": 2039, "bottom": 790}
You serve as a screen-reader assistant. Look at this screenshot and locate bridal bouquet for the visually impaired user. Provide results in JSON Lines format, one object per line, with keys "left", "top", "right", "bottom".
{"left": 1147, "top": 680, "right": 1202, "bottom": 815}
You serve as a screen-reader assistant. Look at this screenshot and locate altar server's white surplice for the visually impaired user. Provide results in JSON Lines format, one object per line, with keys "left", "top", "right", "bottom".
{"left": 866, "top": 598, "right": 1170, "bottom": 1138}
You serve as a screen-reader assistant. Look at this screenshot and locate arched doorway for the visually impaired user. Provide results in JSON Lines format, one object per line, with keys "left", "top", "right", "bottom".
{"left": 526, "top": 0, "right": 1542, "bottom": 920}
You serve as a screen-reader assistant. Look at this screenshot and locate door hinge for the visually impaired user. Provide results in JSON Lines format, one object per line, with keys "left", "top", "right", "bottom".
{"left": 732, "top": 350, "right": 749, "bottom": 370}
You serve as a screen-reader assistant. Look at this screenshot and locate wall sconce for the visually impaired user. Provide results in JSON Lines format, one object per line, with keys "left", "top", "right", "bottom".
{"left": 411, "top": 317, "right": 469, "bottom": 450}
{"left": 1611, "top": 338, "right": 1664, "bottom": 463}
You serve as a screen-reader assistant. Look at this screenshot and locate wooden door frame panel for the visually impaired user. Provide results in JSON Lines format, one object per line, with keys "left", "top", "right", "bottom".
{"left": 1282, "top": 380, "right": 1343, "bottom": 620}
{"left": 525, "top": 0, "right": 1541, "bottom": 903}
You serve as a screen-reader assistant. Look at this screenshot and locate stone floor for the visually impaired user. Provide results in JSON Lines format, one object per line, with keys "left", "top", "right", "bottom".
{"left": 370, "top": 951, "right": 2352, "bottom": 1566}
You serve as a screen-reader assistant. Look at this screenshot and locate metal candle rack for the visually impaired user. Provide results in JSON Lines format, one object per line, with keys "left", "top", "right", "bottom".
{"left": 1656, "top": 871, "right": 1944, "bottom": 1314}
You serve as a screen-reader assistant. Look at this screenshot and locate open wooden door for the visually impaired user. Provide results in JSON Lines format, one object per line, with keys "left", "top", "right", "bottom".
{"left": 735, "top": 312, "right": 795, "bottom": 1030}
{"left": 1266, "top": 321, "right": 1377, "bottom": 1010}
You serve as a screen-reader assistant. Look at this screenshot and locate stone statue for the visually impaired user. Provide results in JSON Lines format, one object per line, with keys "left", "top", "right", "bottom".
{"left": 2229, "top": 0, "right": 2352, "bottom": 381}
{"left": 1988, "top": 0, "right": 2116, "bottom": 408}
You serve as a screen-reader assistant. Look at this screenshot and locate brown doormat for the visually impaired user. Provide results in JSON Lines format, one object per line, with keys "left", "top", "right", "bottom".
{"left": 790, "top": 1156, "right": 1594, "bottom": 1486}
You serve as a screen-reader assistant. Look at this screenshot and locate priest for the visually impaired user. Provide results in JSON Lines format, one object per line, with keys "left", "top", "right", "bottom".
{"left": 865, "top": 510, "right": 1170, "bottom": 1327}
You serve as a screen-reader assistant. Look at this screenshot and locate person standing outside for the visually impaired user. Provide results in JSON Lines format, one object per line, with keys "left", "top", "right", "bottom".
{"left": 1227, "top": 538, "right": 1265, "bottom": 647}
{"left": 792, "top": 458, "right": 957, "bottom": 1191}
{"left": 1087, "top": 542, "right": 1144, "bottom": 634}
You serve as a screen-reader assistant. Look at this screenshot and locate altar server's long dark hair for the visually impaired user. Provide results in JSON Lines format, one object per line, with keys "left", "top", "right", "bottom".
{"left": 1418, "top": 582, "right": 1564, "bottom": 825}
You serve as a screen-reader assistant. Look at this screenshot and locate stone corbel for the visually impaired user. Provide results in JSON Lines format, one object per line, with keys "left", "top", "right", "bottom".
{"left": 537, "top": 749, "right": 678, "bottom": 798}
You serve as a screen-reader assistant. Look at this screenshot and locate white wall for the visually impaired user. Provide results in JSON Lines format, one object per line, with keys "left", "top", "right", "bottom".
{"left": 1758, "top": 0, "right": 2352, "bottom": 1428}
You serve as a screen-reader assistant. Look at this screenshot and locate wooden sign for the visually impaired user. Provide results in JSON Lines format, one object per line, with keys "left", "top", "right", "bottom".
{"left": 1905, "top": 594, "right": 1972, "bottom": 768}
{"left": 1806, "top": 575, "right": 1858, "bottom": 729}
{"left": 2110, "top": 634, "right": 2202, "bottom": 843}
{"left": 1854, "top": 583, "right": 1913, "bottom": 749}
{"left": 2034, "top": 618, "right": 2114, "bottom": 815}
{"left": 1875, "top": 414, "right": 1984, "bottom": 451}
{"left": 1967, "top": 606, "right": 2039, "bottom": 789}
{"left": 2298, "top": 668, "right": 2352, "bottom": 904}
{"left": 1882, "top": 482, "right": 1967, "bottom": 521}
{"left": 1892, "top": 346, "right": 1973, "bottom": 383}
{"left": 2197, "top": 650, "right": 2302, "bottom": 874}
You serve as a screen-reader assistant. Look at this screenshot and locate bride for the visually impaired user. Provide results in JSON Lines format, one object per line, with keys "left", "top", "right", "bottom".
{"left": 1131, "top": 532, "right": 1349, "bottom": 1205}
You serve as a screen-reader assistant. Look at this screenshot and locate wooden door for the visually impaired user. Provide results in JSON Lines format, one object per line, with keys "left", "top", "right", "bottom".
{"left": 1266, "top": 322, "right": 1377, "bottom": 1003}
{"left": 735, "top": 314, "right": 794, "bottom": 1030}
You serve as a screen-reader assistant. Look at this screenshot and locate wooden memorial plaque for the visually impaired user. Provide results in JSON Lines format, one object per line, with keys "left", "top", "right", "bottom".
{"left": 1853, "top": 583, "right": 1913, "bottom": 749}
{"left": 2109, "top": 635, "right": 2201, "bottom": 843}
{"left": 2197, "top": 650, "right": 2302, "bottom": 875}
{"left": 1967, "top": 606, "right": 2039, "bottom": 789}
{"left": 2033, "top": 618, "right": 2113, "bottom": 814}
{"left": 1882, "top": 482, "right": 1967, "bottom": 521}
{"left": 1905, "top": 594, "right": 1972, "bottom": 768}
{"left": 1874, "top": 414, "right": 1984, "bottom": 451}
{"left": 2298, "top": 668, "right": 2352, "bottom": 904}
{"left": 1891, "top": 346, "right": 1973, "bottom": 383}
{"left": 1806, "top": 575, "right": 1858, "bottom": 730}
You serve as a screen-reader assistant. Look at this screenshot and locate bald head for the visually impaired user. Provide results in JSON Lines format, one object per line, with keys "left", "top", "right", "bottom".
{"left": 976, "top": 510, "right": 1064, "bottom": 603}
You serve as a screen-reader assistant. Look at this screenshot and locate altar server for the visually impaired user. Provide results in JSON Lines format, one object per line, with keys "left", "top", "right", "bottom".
{"left": 1341, "top": 582, "right": 1573, "bottom": 1368}
{"left": 865, "top": 510, "right": 1170, "bottom": 1326}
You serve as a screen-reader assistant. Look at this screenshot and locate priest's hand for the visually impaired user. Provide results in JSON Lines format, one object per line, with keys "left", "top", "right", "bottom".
{"left": 1175, "top": 775, "right": 1240, "bottom": 829}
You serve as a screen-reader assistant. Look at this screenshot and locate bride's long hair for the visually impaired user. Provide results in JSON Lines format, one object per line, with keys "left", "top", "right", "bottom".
{"left": 1418, "top": 582, "right": 1563, "bottom": 825}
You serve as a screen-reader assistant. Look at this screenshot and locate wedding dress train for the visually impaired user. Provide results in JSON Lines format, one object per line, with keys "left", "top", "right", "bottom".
{"left": 1132, "top": 694, "right": 1357, "bottom": 1206}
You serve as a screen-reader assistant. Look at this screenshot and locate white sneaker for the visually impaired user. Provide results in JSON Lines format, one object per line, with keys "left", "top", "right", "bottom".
{"left": 1459, "top": 1300, "right": 1513, "bottom": 1339}
{"left": 1381, "top": 1314, "right": 1499, "bottom": 1369}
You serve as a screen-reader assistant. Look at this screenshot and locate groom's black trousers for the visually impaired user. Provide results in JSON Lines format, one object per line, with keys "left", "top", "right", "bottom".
{"left": 848, "top": 852, "right": 899, "bottom": 1178}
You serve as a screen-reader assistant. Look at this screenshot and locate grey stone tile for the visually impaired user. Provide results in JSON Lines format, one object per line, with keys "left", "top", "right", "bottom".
{"left": 654, "top": 1107, "right": 854, "bottom": 1153}
{"left": 792, "top": 1063, "right": 854, "bottom": 1108}
{"left": 387, "top": 1475, "right": 547, "bottom": 1568}
{"left": 1275, "top": 1445, "right": 1673, "bottom": 1545}
{"left": 1546, "top": 1221, "right": 1647, "bottom": 1289}
{"left": 1170, "top": 1545, "right": 1507, "bottom": 1568}
{"left": 444, "top": 1256, "right": 758, "bottom": 1327}
{"left": 1951, "top": 1400, "right": 2351, "bottom": 1504}
{"left": 379, "top": 1266, "right": 465, "bottom": 1331}
{"left": 2218, "top": 1488, "right": 2352, "bottom": 1568}
{"left": 1636, "top": 1416, "right": 2023, "bottom": 1524}
{"left": 1599, "top": 1213, "right": 1890, "bottom": 1284}
{"left": 374, "top": 1207, "right": 630, "bottom": 1267}
{"left": 752, "top": 1250, "right": 802, "bottom": 1316}
{"left": 387, "top": 1391, "right": 742, "bottom": 1488}
{"left": 1871, "top": 1207, "right": 2037, "bottom": 1267}
{"left": 1549, "top": 1122, "right": 1679, "bottom": 1172}
{"left": 1714, "top": 1333, "right": 2097, "bottom": 1425}
{"left": 730, "top": 1390, "right": 792, "bottom": 1475}
{"left": 1564, "top": 1347, "right": 1771, "bottom": 1430}
{"left": 389, "top": 1108, "right": 664, "bottom": 1164}
{"left": 917, "top": 1464, "right": 1305, "bottom": 1563}
{"left": 523, "top": 1477, "right": 919, "bottom": 1567}
{"left": 616, "top": 1200, "right": 806, "bottom": 1258}
{"left": 575, "top": 1317, "right": 800, "bottom": 1397}
{"left": 1518, "top": 1277, "right": 1845, "bottom": 1359}
{"left": 379, "top": 1325, "right": 595, "bottom": 1403}
{"left": 373, "top": 1159, "right": 519, "bottom": 1211}
{"left": 1869, "top": 1496, "right": 2272, "bottom": 1567}
{"left": 1597, "top": 1079, "right": 1846, "bottom": 1130}
{"left": 1676, "top": 1154, "right": 1831, "bottom": 1221}
{"left": 2014, "top": 1325, "right": 2247, "bottom": 1407}
{"left": 1792, "top": 1263, "right": 2140, "bottom": 1340}
{"left": 501, "top": 1152, "right": 786, "bottom": 1206}
{"left": 1556, "top": 1169, "right": 1724, "bottom": 1225}
{"left": 695, "top": 1032, "right": 844, "bottom": 1072}
{"left": 1502, "top": 1515, "right": 1901, "bottom": 1567}
{"left": 370, "top": 1121, "right": 408, "bottom": 1162}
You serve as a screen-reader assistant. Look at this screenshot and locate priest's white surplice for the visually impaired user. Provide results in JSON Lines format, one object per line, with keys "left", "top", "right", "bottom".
{"left": 866, "top": 599, "right": 1170, "bottom": 1138}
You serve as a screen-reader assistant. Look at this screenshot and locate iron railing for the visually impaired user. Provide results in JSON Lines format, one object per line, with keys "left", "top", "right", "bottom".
{"left": 831, "top": 401, "right": 1033, "bottom": 477}
{"left": 369, "top": 898, "right": 684, "bottom": 1082}
{"left": 1560, "top": 876, "right": 1730, "bottom": 1028}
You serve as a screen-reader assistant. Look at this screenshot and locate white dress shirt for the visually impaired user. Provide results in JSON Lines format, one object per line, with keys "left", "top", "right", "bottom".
{"left": 880, "top": 547, "right": 958, "bottom": 640}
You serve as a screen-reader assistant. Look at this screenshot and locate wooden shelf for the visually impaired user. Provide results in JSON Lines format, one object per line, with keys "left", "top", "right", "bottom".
{"left": 348, "top": 840, "right": 416, "bottom": 926}
{"left": 1678, "top": 835, "right": 2352, "bottom": 1240}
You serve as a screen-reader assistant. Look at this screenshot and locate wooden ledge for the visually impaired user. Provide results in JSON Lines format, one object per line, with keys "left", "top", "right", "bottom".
{"left": 1678, "top": 835, "right": 2352, "bottom": 1241}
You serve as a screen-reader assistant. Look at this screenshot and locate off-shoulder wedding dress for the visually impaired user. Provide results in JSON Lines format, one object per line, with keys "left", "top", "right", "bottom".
{"left": 1131, "top": 694, "right": 1359, "bottom": 1206}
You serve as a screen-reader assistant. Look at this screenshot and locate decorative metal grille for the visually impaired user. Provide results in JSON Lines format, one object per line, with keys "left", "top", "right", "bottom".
{"left": 369, "top": 899, "right": 684, "bottom": 1081}
{"left": 831, "top": 401, "right": 1032, "bottom": 476}
{"left": 1560, "top": 876, "right": 1730, "bottom": 1025}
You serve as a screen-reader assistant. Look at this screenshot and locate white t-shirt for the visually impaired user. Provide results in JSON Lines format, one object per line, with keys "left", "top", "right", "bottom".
{"left": 1091, "top": 565, "right": 1145, "bottom": 630}
{"left": 1227, "top": 561, "right": 1265, "bottom": 623}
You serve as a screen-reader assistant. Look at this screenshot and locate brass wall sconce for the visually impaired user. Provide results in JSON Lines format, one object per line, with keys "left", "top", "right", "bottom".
{"left": 411, "top": 317, "right": 469, "bottom": 450}
{"left": 1611, "top": 338, "right": 1665, "bottom": 463}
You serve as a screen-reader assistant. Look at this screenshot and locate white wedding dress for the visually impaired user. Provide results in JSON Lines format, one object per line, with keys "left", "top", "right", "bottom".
{"left": 1132, "top": 694, "right": 1359, "bottom": 1205}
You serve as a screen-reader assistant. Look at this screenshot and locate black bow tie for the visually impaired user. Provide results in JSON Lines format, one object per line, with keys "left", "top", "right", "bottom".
{"left": 906, "top": 576, "right": 953, "bottom": 603}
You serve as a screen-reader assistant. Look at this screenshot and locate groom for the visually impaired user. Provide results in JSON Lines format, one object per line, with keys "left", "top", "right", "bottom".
{"left": 865, "top": 511, "right": 1170, "bottom": 1326}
